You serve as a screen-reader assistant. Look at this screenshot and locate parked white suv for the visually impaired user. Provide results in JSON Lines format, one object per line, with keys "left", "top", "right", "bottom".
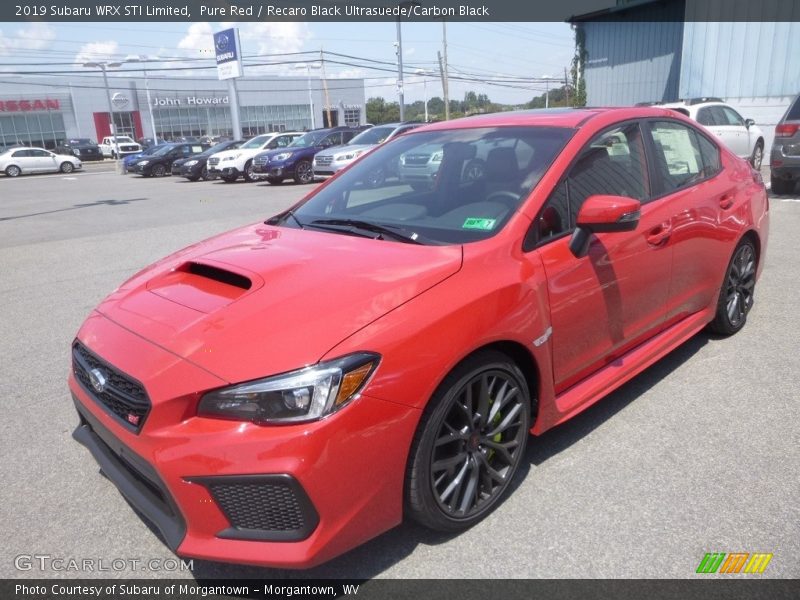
{"left": 99, "top": 136, "right": 142, "bottom": 159}
{"left": 207, "top": 131, "right": 302, "bottom": 182}
{"left": 660, "top": 98, "right": 765, "bottom": 169}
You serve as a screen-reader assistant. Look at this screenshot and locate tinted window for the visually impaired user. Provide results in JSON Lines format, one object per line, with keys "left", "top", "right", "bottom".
{"left": 787, "top": 96, "right": 800, "bottom": 120}
{"left": 720, "top": 107, "right": 744, "bottom": 127}
{"left": 534, "top": 123, "right": 647, "bottom": 243}
{"left": 12, "top": 150, "right": 31, "bottom": 157}
{"left": 648, "top": 121, "right": 705, "bottom": 195}
{"left": 31, "top": 149, "right": 51, "bottom": 157}
{"left": 696, "top": 133, "right": 721, "bottom": 178}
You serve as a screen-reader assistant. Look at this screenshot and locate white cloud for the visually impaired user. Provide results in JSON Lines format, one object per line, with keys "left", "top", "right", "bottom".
{"left": 0, "top": 22, "right": 56, "bottom": 55}
{"left": 177, "top": 22, "right": 215, "bottom": 58}
{"left": 74, "top": 41, "right": 120, "bottom": 66}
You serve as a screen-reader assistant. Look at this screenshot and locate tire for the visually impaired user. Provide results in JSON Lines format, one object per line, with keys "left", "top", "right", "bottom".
{"left": 151, "top": 164, "right": 166, "bottom": 177}
{"left": 266, "top": 176, "right": 283, "bottom": 185}
{"left": 749, "top": 140, "right": 763, "bottom": 170}
{"left": 405, "top": 350, "right": 531, "bottom": 532}
{"left": 5, "top": 165, "right": 21, "bottom": 177}
{"left": 60, "top": 162, "right": 74, "bottom": 174}
{"left": 186, "top": 176, "right": 200, "bottom": 182}
{"left": 243, "top": 160, "right": 257, "bottom": 182}
{"left": 707, "top": 239, "right": 757, "bottom": 336}
{"left": 293, "top": 160, "right": 314, "bottom": 184}
{"left": 770, "top": 175, "right": 794, "bottom": 195}
{"left": 221, "top": 175, "right": 237, "bottom": 183}
{"left": 200, "top": 166, "right": 210, "bottom": 181}
{"left": 111, "top": 152, "right": 117, "bottom": 160}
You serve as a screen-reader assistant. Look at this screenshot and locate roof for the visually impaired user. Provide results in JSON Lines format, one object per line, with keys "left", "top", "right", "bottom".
{"left": 413, "top": 106, "right": 690, "bottom": 132}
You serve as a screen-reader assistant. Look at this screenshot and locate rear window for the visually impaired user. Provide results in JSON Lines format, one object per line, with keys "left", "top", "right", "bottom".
{"left": 787, "top": 96, "right": 800, "bottom": 121}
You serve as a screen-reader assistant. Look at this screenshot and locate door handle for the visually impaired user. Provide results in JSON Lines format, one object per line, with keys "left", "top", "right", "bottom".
{"left": 719, "top": 194, "right": 734, "bottom": 210}
{"left": 646, "top": 221, "right": 672, "bottom": 246}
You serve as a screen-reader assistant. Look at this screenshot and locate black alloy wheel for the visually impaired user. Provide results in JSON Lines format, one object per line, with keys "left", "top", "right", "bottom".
{"left": 294, "top": 160, "right": 314, "bottom": 184}
{"left": 406, "top": 350, "right": 531, "bottom": 531}
{"left": 151, "top": 164, "right": 166, "bottom": 177}
{"left": 708, "top": 240, "right": 757, "bottom": 335}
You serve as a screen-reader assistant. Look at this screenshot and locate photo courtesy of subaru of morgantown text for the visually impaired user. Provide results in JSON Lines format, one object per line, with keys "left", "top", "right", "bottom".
{"left": 69, "top": 106, "right": 768, "bottom": 568}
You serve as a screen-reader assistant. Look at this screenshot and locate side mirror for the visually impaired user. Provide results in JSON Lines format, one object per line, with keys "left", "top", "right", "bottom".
{"left": 745, "top": 118, "right": 755, "bottom": 128}
{"left": 568, "top": 194, "right": 641, "bottom": 258}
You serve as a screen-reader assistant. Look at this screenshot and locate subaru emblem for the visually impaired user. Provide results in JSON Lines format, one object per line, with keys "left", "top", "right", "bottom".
{"left": 88, "top": 368, "right": 107, "bottom": 394}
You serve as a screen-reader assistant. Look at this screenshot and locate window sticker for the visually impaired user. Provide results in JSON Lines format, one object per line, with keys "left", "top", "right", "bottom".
{"left": 463, "top": 217, "right": 497, "bottom": 230}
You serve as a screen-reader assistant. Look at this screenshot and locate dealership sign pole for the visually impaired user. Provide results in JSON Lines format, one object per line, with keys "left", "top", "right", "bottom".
{"left": 214, "top": 28, "right": 243, "bottom": 141}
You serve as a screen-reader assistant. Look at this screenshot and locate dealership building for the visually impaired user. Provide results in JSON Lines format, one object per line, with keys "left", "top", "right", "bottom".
{"left": 0, "top": 72, "right": 366, "bottom": 149}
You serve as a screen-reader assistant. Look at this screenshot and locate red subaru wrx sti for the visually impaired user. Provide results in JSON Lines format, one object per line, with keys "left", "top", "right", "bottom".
{"left": 69, "top": 107, "right": 769, "bottom": 568}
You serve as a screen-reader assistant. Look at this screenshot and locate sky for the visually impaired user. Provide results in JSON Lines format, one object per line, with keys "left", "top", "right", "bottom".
{"left": 0, "top": 20, "right": 577, "bottom": 106}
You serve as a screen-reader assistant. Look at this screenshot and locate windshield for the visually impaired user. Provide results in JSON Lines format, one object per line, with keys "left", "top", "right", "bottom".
{"left": 114, "top": 137, "right": 135, "bottom": 143}
{"left": 283, "top": 126, "right": 573, "bottom": 245}
{"left": 202, "top": 141, "right": 238, "bottom": 156}
{"left": 289, "top": 131, "right": 326, "bottom": 148}
{"left": 349, "top": 126, "right": 395, "bottom": 146}
{"left": 241, "top": 135, "right": 272, "bottom": 150}
{"left": 151, "top": 144, "right": 177, "bottom": 156}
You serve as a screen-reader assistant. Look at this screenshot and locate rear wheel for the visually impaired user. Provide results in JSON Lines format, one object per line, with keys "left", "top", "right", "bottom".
{"left": 406, "top": 350, "right": 531, "bottom": 532}
{"left": 5, "top": 165, "right": 21, "bottom": 177}
{"left": 294, "top": 160, "right": 314, "bottom": 184}
{"left": 243, "top": 160, "right": 256, "bottom": 182}
{"left": 708, "top": 239, "right": 757, "bottom": 336}
{"left": 749, "top": 141, "right": 763, "bottom": 170}
{"left": 771, "top": 175, "right": 794, "bottom": 195}
{"left": 60, "top": 162, "right": 74, "bottom": 174}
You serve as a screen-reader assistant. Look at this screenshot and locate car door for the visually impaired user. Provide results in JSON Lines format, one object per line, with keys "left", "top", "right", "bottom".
{"left": 30, "top": 149, "right": 57, "bottom": 172}
{"left": 643, "top": 119, "right": 735, "bottom": 326}
{"left": 719, "top": 106, "right": 751, "bottom": 158}
{"left": 10, "top": 149, "right": 34, "bottom": 172}
{"left": 528, "top": 122, "right": 674, "bottom": 393}
{"left": 699, "top": 106, "right": 746, "bottom": 159}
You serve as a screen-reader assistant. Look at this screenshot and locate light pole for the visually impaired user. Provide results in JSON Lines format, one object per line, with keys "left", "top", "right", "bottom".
{"left": 542, "top": 75, "right": 552, "bottom": 109}
{"left": 125, "top": 55, "right": 160, "bottom": 142}
{"left": 415, "top": 69, "right": 429, "bottom": 122}
{"left": 295, "top": 62, "right": 321, "bottom": 130}
{"left": 83, "top": 60, "right": 122, "bottom": 173}
{"left": 395, "top": 2, "right": 419, "bottom": 122}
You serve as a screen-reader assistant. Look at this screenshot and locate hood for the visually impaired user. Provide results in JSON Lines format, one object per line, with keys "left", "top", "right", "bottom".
{"left": 261, "top": 145, "right": 315, "bottom": 160}
{"left": 96, "top": 223, "right": 463, "bottom": 384}
{"left": 318, "top": 144, "right": 376, "bottom": 159}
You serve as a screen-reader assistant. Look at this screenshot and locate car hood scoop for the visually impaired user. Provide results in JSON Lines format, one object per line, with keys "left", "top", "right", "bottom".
{"left": 96, "top": 223, "right": 463, "bottom": 383}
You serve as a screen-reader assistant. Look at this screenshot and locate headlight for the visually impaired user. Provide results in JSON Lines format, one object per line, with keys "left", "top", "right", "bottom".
{"left": 138, "top": 160, "right": 149, "bottom": 165}
{"left": 222, "top": 155, "right": 234, "bottom": 161}
{"left": 336, "top": 150, "right": 363, "bottom": 161}
{"left": 273, "top": 152, "right": 293, "bottom": 161}
{"left": 431, "top": 151, "right": 443, "bottom": 163}
{"left": 73, "top": 149, "right": 81, "bottom": 155}
{"left": 184, "top": 160, "right": 198, "bottom": 166}
{"left": 198, "top": 352, "right": 380, "bottom": 424}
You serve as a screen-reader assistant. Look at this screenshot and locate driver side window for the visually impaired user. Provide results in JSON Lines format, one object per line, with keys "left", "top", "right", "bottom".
{"left": 532, "top": 122, "right": 647, "bottom": 245}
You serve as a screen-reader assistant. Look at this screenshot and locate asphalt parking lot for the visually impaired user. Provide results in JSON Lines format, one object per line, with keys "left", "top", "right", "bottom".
{"left": 1, "top": 167, "right": 798, "bottom": 580}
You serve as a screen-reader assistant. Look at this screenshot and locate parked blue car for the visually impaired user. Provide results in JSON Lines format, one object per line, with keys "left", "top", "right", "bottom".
{"left": 123, "top": 144, "right": 166, "bottom": 172}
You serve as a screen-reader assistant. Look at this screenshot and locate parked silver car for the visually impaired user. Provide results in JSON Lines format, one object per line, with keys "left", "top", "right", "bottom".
{"left": 0, "top": 147, "right": 82, "bottom": 177}
{"left": 770, "top": 94, "right": 800, "bottom": 195}
{"left": 313, "top": 122, "right": 421, "bottom": 180}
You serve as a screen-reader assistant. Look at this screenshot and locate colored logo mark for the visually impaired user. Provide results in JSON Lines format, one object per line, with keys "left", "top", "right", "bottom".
{"left": 696, "top": 552, "right": 773, "bottom": 574}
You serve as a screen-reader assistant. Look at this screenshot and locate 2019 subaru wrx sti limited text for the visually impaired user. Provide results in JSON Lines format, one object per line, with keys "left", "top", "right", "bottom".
{"left": 69, "top": 107, "right": 769, "bottom": 568}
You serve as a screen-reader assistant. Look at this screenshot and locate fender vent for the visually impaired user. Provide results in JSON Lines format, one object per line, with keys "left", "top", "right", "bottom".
{"left": 184, "top": 262, "right": 251, "bottom": 290}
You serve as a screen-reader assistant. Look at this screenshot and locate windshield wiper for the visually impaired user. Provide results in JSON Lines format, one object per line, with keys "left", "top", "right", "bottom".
{"left": 265, "top": 210, "right": 304, "bottom": 228}
{"left": 308, "top": 218, "right": 426, "bottom": 244}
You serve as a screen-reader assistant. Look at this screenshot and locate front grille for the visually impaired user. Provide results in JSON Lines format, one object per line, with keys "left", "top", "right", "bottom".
{"left": 191, "top": 474, "right": 320, "bottom": 541}
{"left": 120, "top": 145, "right": 137, "bottom": 152}
{"left": 315, "top": 155, "right": 333, "bottom": 167}
{"left": 208, "top": 157, "right": 220, "bottom": 166}
{"left": 403, "top": 154, "right": 430, "bottom": 166}
{"left": 72, "top": 342, "right": 151, "bottom": 433}
{"left": 253, "top": 156, "right": 268, "bottom": 167}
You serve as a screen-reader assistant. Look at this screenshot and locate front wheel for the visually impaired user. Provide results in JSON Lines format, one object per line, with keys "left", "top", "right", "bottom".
{"left": 200, "top": 166, "right": 210, "bottom": 181}
{"left": 293, "top": 160, "right": 314, "bottom": 184}
{"left": 151, "top": 164, "right": 166, "bottom": 177}
{"left": 406, "top": 350, "right": 531, "bottom": 532}
{"left": 707, "top": 239, "right": 757, "bottom": 336}
{"left": 60, "top": 162, "right": 74, "bottom": 174}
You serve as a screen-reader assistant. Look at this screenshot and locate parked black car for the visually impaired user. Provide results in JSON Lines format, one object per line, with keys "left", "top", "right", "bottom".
{"left": 137, "top": 137, "right": 165, "bottom": 150}
{"left": 174, "top": 140, "right": 245, "bottom": 181}
{"left": 771, "top": 93, "right": 800, "bottom": 195}
{"left": 55, "top": 138, "right": 103, "bottom": 161}
{"left": 131, "top": 142, "right": 205, "bottom": 177}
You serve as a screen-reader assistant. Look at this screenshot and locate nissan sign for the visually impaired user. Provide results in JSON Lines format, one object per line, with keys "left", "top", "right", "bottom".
{"left": 214, "top": 28, "right": 243, "bottom": 81}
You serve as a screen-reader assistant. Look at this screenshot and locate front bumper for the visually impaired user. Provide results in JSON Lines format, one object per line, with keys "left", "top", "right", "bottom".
{"left": 180, "top": 163, "right": 206, "bottom": 178}
{"left": 69, "top": 312, "right": 420, "bottom": 568}
{"left": 208, "top": 165, "right": 241, "bottom": 178}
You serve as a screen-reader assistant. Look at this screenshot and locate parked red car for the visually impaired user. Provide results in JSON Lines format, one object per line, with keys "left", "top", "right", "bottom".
{"left": 69, "top": 107, "right": 768, "bottom": 568}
